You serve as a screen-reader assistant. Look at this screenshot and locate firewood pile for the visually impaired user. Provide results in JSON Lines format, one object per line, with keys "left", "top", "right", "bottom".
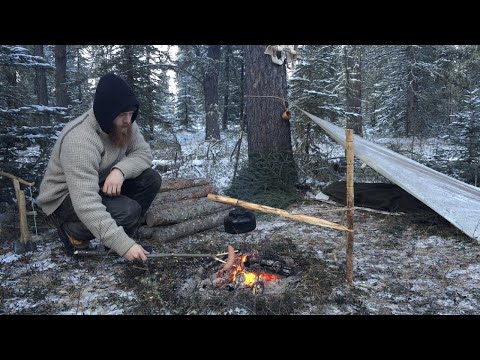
{"left": 137, "top": 178, "right": 232, "bottom": 243}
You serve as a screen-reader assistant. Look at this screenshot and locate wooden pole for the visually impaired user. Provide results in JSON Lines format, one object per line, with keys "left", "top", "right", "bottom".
{"left": 207, "top": 194, "right": 350, "bottom": 232}
{"left": 2, "top": 171, "right": 34, "bottom": 245}
{"left": 345, "top": 129, "right": 354, "bottom": 284}
{"left": 0, "top": 170, "right": 34, "bottom": 187}
{"left": 13, "top": 179, "right": 31, "bottom": 243}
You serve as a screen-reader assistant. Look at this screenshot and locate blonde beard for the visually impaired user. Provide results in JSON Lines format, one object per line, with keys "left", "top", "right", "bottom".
{"left": 109, "top": 124, "right": 133, "bottom": 148}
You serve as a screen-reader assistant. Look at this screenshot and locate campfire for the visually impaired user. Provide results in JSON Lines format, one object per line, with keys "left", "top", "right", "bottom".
{"left": 216, "top": 245, "right": 288, "bottom": 294}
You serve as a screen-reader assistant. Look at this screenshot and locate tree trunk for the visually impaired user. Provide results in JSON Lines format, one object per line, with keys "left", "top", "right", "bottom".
{"left": 34, "top": 45, "right": 49, "bottom": 106}
{"left": 244, "top": 45, "right": 293, "bottom": 155}
{"left": 406, "top": 46, "right": 419, "bottom": 137}
{"left": 55, "top": 45, "right": 69, "bottom": 109}
{"left": 123, "top": 45, "right": 135, "bottom": 86}
{"left": 138, "top": 209, "right": 232, "bottom": 242}
{"left": 204, "top": 45, "right": 221, "bottom": 140}
{"left": 33, "top": 45, "right": 49, "bottom": 125}
{"left": 239, "top": 51, "right": 245, "bottom": 128}
{"left": 146, "top": 197, "right": 231, "bottom": 226}
{"left": 242, "top": 45, "right": 298, "bottom": 198}
{"left": 344, "top": 45, "right": 363, "bottom": 136}
{"left": 222, "top": 45, "right": 232, "bottom": 130}
{"left": 145, "top": 48, "right": 154, "bottom": 133}
{"left": 5, "top": 69, "right": 17, "bottom": 108}
{"left": 76, "top": 47, "right": 83, "bottom": 102}
{"left": 150, "top": 184, "right": 215, "bottom": 206}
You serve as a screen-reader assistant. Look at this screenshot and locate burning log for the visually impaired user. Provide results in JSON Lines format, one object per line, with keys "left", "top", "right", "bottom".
{"left": 216, "top": 247, "right": 284, "bottom": 293}
{"left": 258, "top": 258, "right": 292, "bottom": 276}
{"left": 146, "top": 197, "right": 231, "bottom": 227}
{"left": 137, "top": 209, "right": 232, "bottom": 243}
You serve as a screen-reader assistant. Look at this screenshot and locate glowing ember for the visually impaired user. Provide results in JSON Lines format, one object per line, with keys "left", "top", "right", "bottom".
{"left": 228, "top": 254, "right": 280, "bottom": 287}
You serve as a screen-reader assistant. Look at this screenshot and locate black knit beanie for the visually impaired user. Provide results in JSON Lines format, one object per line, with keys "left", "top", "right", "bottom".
{"left": 93, "top": 73, "right": 139, "bottom": 134}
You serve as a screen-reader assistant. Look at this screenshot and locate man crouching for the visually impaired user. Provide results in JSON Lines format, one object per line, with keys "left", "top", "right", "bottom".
{"left": 37, "top": 73, "right": 161, "bottom": 261}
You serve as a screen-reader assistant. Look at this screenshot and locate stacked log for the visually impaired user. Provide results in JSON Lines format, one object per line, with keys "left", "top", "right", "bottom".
{"left": 138, "top": 178, "right": 232, "bottom": 243}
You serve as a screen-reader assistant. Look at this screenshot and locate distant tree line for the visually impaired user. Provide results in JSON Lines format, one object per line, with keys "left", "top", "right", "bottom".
{"left": 1, "top": 44, "right": 479, "bottom": 208}
{"left": 290, "top": 45, "right": 480, "bottom": 185}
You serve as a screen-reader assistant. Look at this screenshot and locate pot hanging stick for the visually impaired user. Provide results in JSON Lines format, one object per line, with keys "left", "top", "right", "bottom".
{"left": 207, "top": 194, "right": 350, "bottom": 232}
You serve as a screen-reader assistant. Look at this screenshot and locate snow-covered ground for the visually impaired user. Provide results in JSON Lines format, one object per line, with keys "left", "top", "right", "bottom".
{"left": 1, "top": 198, "right": 479, "bottom": 315}
{"left": 1, "top": 128, "right": 479, "bottom": 314}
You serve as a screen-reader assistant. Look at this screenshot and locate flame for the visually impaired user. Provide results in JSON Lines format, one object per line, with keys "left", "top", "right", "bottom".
{"left": 230, "top": 254, "right": 280, "bottom": 286}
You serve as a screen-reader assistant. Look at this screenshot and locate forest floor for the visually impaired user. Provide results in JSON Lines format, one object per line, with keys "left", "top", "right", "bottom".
{"left": 1, "top": 196, "right": 480, "bottom": 315}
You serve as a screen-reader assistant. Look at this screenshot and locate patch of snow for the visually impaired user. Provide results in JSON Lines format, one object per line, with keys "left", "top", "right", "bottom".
{"left": 0, "top": 253, "right": 21, "bottom": 264}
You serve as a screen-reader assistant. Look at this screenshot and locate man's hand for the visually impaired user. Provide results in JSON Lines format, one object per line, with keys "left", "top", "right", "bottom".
{"left": 102, "top": 168, "right": 124, "bottom": 197}
{"left": 124, "top": 244, "right": 149, "bottom": 261}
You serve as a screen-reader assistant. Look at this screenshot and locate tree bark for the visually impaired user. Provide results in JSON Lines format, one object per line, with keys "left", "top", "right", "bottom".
{"left": 239, "top": 50, "right": 245, "bottom": 128}
{"left": 204, "top": 45, "right": 221, "bottom": 140}
{"left": 222, "top": 45, "right": 232, "bottom": 130}
{"left": 34, "top": 45, "right": 49, "bottom": 125}
{"left": 146, "top": 197, "right": 231, "bottom": 227}
{"left": 55, "top": 45, "right": 69, "bottom": 109}
{"left": 34, "top": 45, "right": 49, "bottom": 106}
{"left": 150, "top": 184, "right": 215, "bottom": 206}
{"left": 244, "top": 45, "right": 293, "bottom": 155}
{"left": 76, "top": 47, "right": 83, "bottom": 101}
{"left": 406, "top": 46, "right": 419, "bottom": 137}
{"left": 160, "top": 178, "right": 210, "bottom": 192}
{"left": 344, "top": 45, "right": 363, "bottom": 136}
{"left": 55, "top": 44, "right": 69, "bottom": 122}
{"left": 237, "top": 45, "right": 298, "bottom": 201}
{"left": 138, "top": 209, "right": 232, "bottom": 242}
{"left": 123, "top": 45, "right": 135, "bottom": 86}
{"left": 5, "top": 68, "right": 17, "bottom": 108}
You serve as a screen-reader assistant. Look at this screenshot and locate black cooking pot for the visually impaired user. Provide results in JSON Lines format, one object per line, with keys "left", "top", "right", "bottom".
{"left": 224, "top": 208, "right": 256, "bottom": 234}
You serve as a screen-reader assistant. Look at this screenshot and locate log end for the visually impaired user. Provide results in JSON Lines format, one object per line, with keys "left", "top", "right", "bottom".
{"left": 146, "top": 212, "right": 155, "bottom": 227}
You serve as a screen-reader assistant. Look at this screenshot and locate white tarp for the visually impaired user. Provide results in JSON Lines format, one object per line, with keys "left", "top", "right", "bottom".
{"left": 301, "top": 109, "right": 480, "bottom": 242}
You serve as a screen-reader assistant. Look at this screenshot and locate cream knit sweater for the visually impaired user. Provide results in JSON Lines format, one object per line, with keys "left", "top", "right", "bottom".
{"left": 37, "top": 108, "right": 153, "bottom": 256}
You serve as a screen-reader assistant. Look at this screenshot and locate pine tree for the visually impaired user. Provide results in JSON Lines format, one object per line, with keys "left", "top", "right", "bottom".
{"left": 174, "top": 45, "right": 204, "bottom": 130}
{"left": 289, "top": 45, "right": 345, "bottom": 160}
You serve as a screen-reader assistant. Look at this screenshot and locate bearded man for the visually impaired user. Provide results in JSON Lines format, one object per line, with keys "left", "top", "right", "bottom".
{"left": 37, "top": 73, "right": 161, "bottom": 261}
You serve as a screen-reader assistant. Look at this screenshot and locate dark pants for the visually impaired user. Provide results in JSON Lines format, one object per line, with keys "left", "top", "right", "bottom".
{"left": 46, "top": 168, "right": 161, "bottom": 240}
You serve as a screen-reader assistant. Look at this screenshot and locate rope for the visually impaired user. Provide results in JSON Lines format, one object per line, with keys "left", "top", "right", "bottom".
{"left": 28, "top": 186, "right": 38, "bottom": 238}
{"left": 244, "top": 95, "right": 289, "bottom": 111}
{"left": 245, "top": 94, "right": 288, "bottom": 109}
{"left": 307, "top": 207, "right": 348, "bottom": 213}
{"left": 244, "top": 95, "right": 305, "bottom": 121}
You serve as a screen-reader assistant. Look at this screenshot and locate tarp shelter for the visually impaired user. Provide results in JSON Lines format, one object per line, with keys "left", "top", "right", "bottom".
{"left": 301, "top": 109, "right": 480, "bottom": 242}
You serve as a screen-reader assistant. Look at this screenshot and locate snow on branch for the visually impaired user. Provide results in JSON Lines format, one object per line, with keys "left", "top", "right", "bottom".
{"left": 0, "top": 105, "right": 68, "bottom": 115}
{"left": 0, "top": 46, "right": 54, "bottom": 69}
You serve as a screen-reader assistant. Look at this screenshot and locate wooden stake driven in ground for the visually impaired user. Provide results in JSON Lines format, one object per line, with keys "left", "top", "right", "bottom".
{"left": 0, "top": 171, "right": 34, "bottom": 244}
{"left": 207, "top": 194, "right": 350, "bottom": 232}
{"left": 345, "top": 129, "right": 355, "bottom": 284}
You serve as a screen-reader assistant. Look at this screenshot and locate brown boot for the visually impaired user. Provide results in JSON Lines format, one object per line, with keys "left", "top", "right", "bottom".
{"left": 57, "top": 225, "right": 91, "bottom": 255}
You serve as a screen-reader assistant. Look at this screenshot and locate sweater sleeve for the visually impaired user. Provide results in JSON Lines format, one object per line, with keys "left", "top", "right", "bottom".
{"left": 111, "top": 123, "right": 153, "bottom": 179}
{"left": 60, "top": 135, "right": 135, "bottom": 256}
